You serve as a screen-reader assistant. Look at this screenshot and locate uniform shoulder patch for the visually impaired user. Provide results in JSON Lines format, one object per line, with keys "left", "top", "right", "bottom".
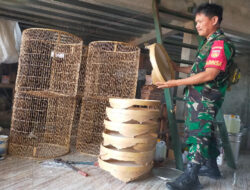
{"left": 205, "top": 40, "right": 227, "bottom": 71}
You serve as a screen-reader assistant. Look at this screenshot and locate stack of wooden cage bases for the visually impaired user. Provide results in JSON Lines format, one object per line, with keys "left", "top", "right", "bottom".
{"left": 76, "top": 41, "right": 140, "bottom": 155}
{"left": 99, "top": 98, "right": 160, "bottom": 182}
{"left": 9, "top": 28, "right": 83, "bottom": 158}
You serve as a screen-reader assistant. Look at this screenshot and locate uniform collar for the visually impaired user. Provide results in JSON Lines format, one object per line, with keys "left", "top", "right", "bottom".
{"left": 198, "top": 29, "right": 224, "bottom": 49}
{"left": 207, "top": 28, "right": 224, "bottom": 42}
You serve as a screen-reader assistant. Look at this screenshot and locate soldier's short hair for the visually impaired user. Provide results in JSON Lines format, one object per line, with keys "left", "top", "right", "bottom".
{"left": 195, "top": 3, "right": 223, "bottom": 24}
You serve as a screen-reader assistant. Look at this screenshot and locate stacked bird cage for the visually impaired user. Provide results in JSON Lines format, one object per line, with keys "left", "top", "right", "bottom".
{"left": 9, "top": 92, "right": 76, "bottom": 158}
{"left": 99, "top": 98, "right": 160, "bottom": 182}
{"left": 70, "top": 97, "right": 82, "bottom": 148}
{"left": 9, "top": 28, "right": 83, "bottom": 158}
{"left": 76, "top": 41, "right": 140, "bottom": 155}
{"left": 77, "top": 46, "right": 88, "bottom": 96}
{"left": 15, "top": 28, "right": 83, "bottom": 96}
{"left": 76, "top": 96, "right": 109, "bottom": 155}
{"left": 71, "top": 46, "right": 88, "bottom": 148}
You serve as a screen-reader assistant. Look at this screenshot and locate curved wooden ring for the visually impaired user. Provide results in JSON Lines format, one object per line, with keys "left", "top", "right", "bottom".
{"left": 98, "top": 158, "right": 153, "bottom": 182}
{"left": 109, "top": 98, "right": 160, "bottom": 109}
{"left": 106, "top": 107, "right": 160, "bottom": 123}
{"left": 100, "top": 144, "right": 155, "bottom": 165}
{"left": 104, "top": 120, "right": 158, "bottom": 137}
{"left": 102, "top": 131, "right": 157, "bottom": 150}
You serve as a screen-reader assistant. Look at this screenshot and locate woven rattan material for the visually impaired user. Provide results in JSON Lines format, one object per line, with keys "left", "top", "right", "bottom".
{"left": 76, "top": 41, "right": 140, "bottom": 155}
{"left": 76, "top": 96, "right": 108, "bottom": 155}
{"left": 9, "top": 28, "right": 83, "bottom": 158}
{"left": 70, "top": 97, "right": 82, "bottom": 147}
{"left": 15, "top": 28, "right": 83, "bottom": 96}
{"left": 77, "top": 142, "right": 101, "bottom": 155}
{"left": 77, "top": 46, "right": 88, "bottom": 96}
{"left": 83, "top": 41, "right": 140, "bottom": 98}
{"left": 9, "top": 92, "right": 76, "bottom": 158}
{"left": 8, "top": 143, "right": 69, "bottom": 159}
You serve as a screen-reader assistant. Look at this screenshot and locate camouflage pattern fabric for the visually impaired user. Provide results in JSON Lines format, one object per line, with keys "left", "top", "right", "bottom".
{"left": 184, "top": 29, "right": 235, "bottom": 164}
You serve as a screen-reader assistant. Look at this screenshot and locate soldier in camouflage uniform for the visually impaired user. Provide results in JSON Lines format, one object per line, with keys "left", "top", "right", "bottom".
{"left": 185, "top": 29, "right": 235, "bottom": 165}
{"left": 156, "top": 3, "right": 235, "bottom": 190}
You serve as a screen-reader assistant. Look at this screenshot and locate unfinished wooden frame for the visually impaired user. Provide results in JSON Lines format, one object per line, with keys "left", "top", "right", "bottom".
{"left": 99, "top": 98, "right": 160, "bottom": 182}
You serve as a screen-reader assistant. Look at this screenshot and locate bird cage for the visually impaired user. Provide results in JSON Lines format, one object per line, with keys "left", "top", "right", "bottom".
{"left": 76, "top": 96, "right": 109, "bottom": 155}
{"left": 83, "top": 41, "right": 140, "bottom": 98}
{"left": 76, "top": 41, "right": 140, "bottom": 155}
{"left": 9, "top": 28, "right": 83, "bottom": 158}
{"left": 15, "top": 28, "right": 83, "bottom": 96}
{"left": 70, "top": 97, "right": 82, "bottom": 148}
{"left": 9, "top": 92, "right": 76, "bottom": 158}
{"left": 77, "top": 46, "right": 88, "bottom": 96}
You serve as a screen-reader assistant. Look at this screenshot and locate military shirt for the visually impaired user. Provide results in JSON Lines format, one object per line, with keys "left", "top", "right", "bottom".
{"left": 186, "top": 29, "right": 235, "bottom": 108}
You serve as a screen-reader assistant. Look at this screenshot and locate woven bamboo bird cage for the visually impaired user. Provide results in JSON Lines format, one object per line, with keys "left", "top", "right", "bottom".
{"left": 9, "top": 92, "right": 76, "bottom": 158}
{"left": 83, "top": 41, "right": 140, "bottom": 98}
{"left": 77, "top": 46, "right": 88, "bottom": 96}
{"left": 76, "top": 96, "right": 109, "bottom": 155}
{"left": 70, "top": 97, "right": 82, "bottom": 148}
{"left": 15, "top": 28, "right": 83, "bottom": 96}
{"left": 76, "top": 41, "right": 140, "bottom": 155}
{"left": 9, "top": 28, "right": 83, "bottom": 158}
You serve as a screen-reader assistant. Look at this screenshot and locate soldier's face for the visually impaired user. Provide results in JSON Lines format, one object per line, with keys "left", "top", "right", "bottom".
{"left": 195, "top": 13, "right": 218, "bottom": 38}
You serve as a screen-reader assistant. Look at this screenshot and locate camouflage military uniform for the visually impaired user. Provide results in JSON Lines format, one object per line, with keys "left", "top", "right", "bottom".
{"left": 184, "top": 29, "right": 235, "bottom": 164}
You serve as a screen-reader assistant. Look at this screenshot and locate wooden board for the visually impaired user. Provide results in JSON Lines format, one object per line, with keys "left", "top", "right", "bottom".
{"left": 106, "top": 107, "right": 160, "bottom": 123}
{"left": 109, "top": 98, "right": 160, "bottom": 109}
{"left": 104, "top": 120, "right": 158, "bottom": 137}
{"left": 100, "top": 144, "right": 155, "bottom": 165}
{"left": 98, "top": 158, "right": 153, "bottom": 182}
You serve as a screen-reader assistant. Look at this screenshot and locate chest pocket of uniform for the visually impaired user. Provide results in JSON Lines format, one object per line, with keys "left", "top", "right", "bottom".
{"left": 192, "top": 43, "right": 212, "bottom": 74}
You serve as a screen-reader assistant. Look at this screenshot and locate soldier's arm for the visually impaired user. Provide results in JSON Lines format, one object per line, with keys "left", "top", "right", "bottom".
{"left": 156, "top": 40, "right": 227, "bottom": 88}
{"left": 155, "top": 68, "right": 220, "bottom": 88}
{"left": 170, "top": 61, "right": 192, "bottom": 74}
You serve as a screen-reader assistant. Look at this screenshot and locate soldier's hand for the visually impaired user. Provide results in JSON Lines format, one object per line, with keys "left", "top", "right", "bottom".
{"left": 155, "top": 80, "right": 179, "bottom": 88}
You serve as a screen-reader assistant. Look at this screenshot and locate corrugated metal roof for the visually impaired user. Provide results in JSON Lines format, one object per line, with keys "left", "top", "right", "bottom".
{"left": 0, "top": 0, "right": 249, "bottom": 56}
{"left": 0, "top": 0, "right": 154, "bottom": 43}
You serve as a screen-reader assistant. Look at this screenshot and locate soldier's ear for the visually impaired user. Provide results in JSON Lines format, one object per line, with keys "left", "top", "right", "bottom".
{"left": 211, "top": 16, "right": 219, "bottom": 26}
